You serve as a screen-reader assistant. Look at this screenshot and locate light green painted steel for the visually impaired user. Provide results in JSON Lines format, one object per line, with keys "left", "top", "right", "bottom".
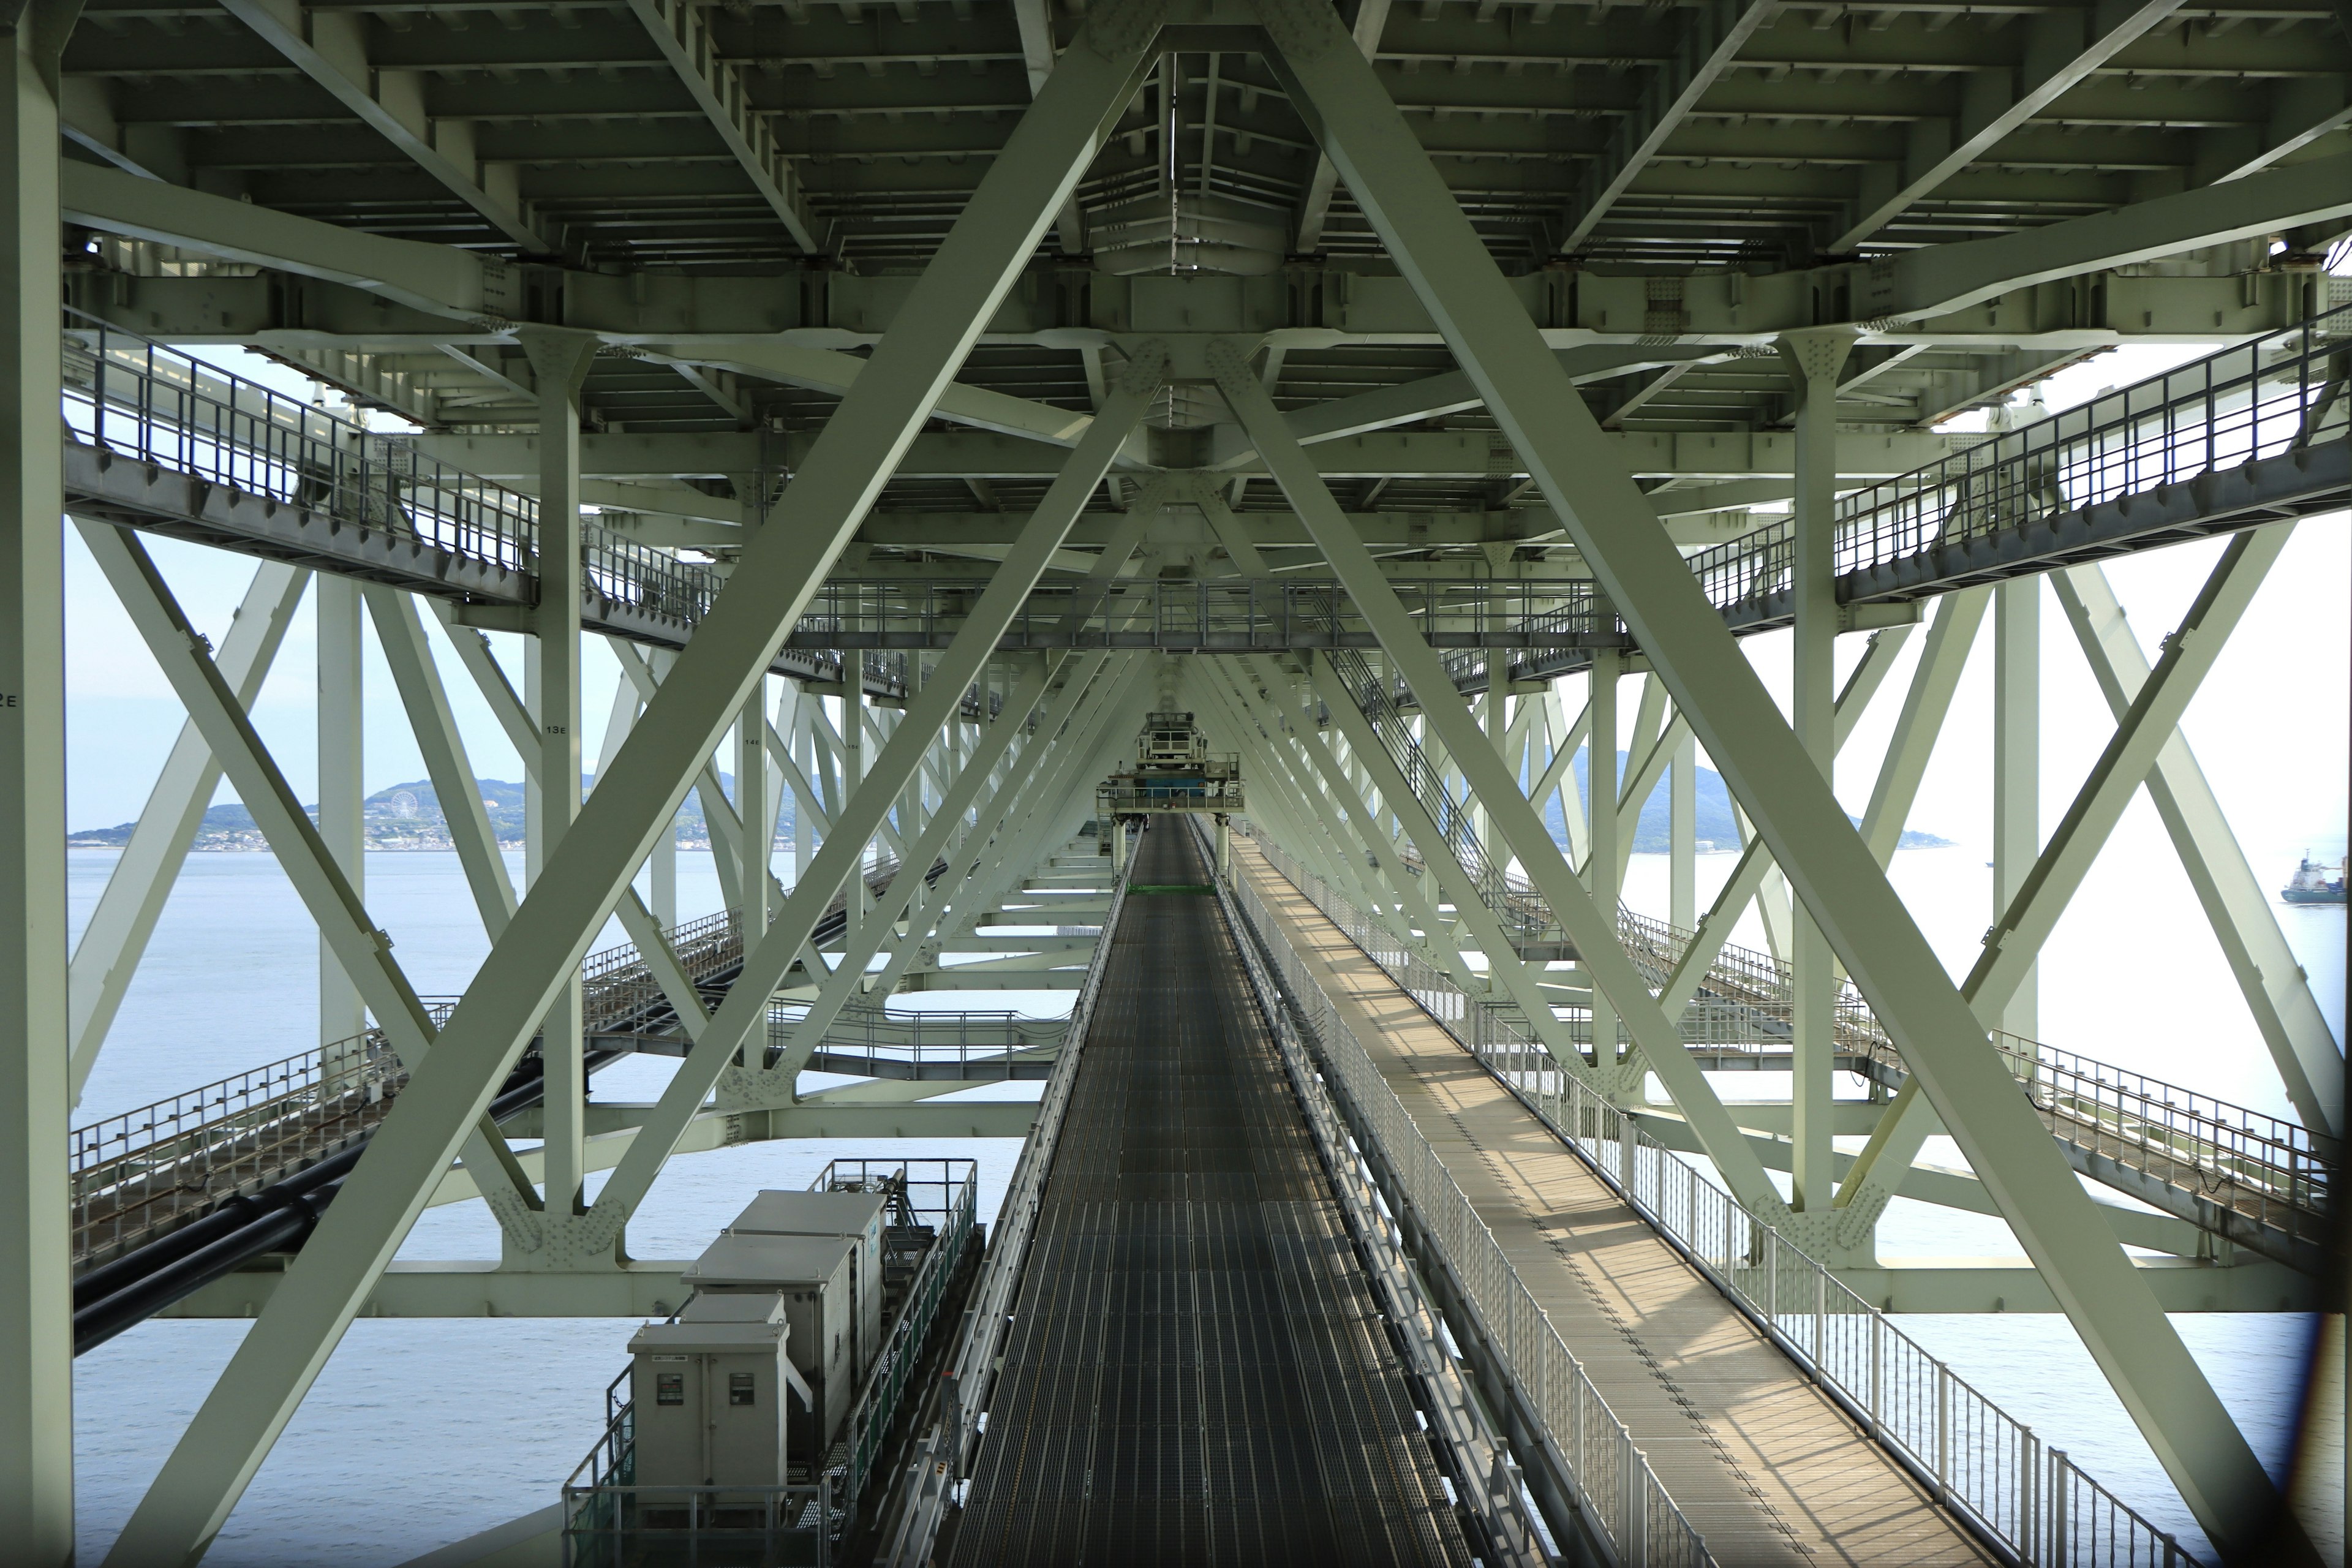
{"left": 765, "top": 657, "right": 1056, "bottom": 1080}
{"left": 93, "top": 19, "right": 1170, "bottom": 1555}
{"left": 66, "top": 560, "right": 307, "bottom": 1101}
{"left": 1657, "top": 621, "right": 1920, "bottom": 1022}
{"left": 1971, "top": 527, "right": 2293, "bottom": 1019}
{"left": 1223, "top": 345, "right": 1787, "bottom": 1219}
{"left": 1784, "top": 328, "right": 1851, "bottom": 1221}
{"left": 1, "top": 7, "right": 77, "bottom": 1553}
{"left": 2054, "top": 563, "right": 2343, "bottom": 1139}
{"left": 1585, "top": 649, "right": 1622, "bottom": 1072}
{"left": 1993, "top": 579, "right": 2041, "bottom": 1042}
{"left": 583, "top": 349, "right": 1164, "bottom": 1233}
{"left": 363, "top": 587, "right": 516, "bottom": 937}
{"left": 1243, "top": 4, "right": 2294, "bottom": 1548}
{"left": 1303, "top": 654, "right": 1600, "bottom": 1079}
{"left": 316, "top": 576, "right": 367, "bottom": 1060}
{"left": 1670, "top": 731, "right": 1696, "bottom": 932}
{"left": 520, "top": 329, "right": 599, "bottom": 1227}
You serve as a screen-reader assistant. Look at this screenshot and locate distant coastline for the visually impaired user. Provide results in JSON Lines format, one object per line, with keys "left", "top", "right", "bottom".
{"left": 66, "top": 774, "right": 766, "bottom": 853}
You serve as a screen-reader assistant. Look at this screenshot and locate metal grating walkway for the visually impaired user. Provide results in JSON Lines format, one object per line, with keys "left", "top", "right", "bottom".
{"left": 945, "top": 827, "right": 1472, "bottom": 1567}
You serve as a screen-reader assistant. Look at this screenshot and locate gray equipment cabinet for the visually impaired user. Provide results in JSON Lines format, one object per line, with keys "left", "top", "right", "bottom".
{"left": 682, "top": 1232, "right": 860, "bottom": 1463}
{"left": 725, "top": 1189, "right": 888, "bottom": 1383}
{"left": 626, "top": 1295, "right": 804, "bottom": 1490}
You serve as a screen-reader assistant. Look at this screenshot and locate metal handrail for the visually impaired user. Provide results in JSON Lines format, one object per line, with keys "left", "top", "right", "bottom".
{"left": 1250, "top": 831, "right": 2199, "bottom": 1568}
{"left": 1680, "top": 300, "right": 2352, "bottom": 621}
{"left": 1226, "top": 839, "right": 1709, "bottom": 1568}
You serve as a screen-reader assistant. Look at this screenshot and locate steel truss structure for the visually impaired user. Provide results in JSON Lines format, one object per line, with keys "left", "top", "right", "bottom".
{"left": 0, "top": 0, "right": 2345, "bottom": 1560}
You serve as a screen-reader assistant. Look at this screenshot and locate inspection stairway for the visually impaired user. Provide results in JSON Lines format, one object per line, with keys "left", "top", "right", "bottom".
{"left": 1326, "top": 662, "right": 2334, "bottom": 1279}
{"left": 65, "top": 849, "right": 974, "bottom": 1349}
{"left": 941, "top": 826, "right": 1476, "bottom": 1567}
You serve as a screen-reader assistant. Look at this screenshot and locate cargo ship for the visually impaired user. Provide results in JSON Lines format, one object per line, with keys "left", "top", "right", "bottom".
{"left": 2280, "top": 853, "right": 2347, "bottom": 905}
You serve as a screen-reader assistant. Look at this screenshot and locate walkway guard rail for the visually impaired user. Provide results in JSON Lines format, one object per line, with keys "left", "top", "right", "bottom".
{"left": 874, "top": 859, "right": 1133, "bottom": 1567}
{"left": 68, "top": 1026, "right": 416, "bottom": 1268}
{"left": 780, "top": 1006, "right": 1066, "bottom": 1079}
{"left": 1613, "top": 905, "right": 2334, "bottom": 1266}
{"left": 1224, "top": 841, "right": 1711, "bottom": 1568}
{"left": 1683, "top": 300, "right": 2352, "bottom": 623}
{"left": 1247, "top": 828, "right": 2199, "bottom": 1568}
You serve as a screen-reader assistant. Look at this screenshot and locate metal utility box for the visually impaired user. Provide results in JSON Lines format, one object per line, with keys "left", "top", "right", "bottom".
{"left": 626, "top": 1295, "right": 802, "bottom": 1490}
{"left": 726, "top": 1189, "right": 887, "bottom": 1382}
{"left": 681, "top": 1232, "right": 859, "bottom": 1460}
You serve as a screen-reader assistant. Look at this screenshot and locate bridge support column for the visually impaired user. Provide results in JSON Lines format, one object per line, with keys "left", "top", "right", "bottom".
{"left": 1670, "top": 730, "right": 1696, "bottom": 931}
{"left": 521, "top": 328, "right": 598, "bottom": 1228}
{"left": 1781, "top": 326, "right": 1854, "bottom": 1223}
{"left": 1585, "top": 647, "right": 1620, "bottom": 1075}
{"left": 317, "top": 576, "right": 366, "bottom": 1082}
{"left": 737, "top": 675, "right": 771, "bottom": 944}
{"left": 1994, "top": 579, "right": 2039, "bottom": 1045}
{"left": 0, "top": 4, "right": 78, "bottom": 1556}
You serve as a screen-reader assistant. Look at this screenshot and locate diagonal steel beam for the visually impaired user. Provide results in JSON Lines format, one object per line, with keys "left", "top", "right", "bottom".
{"left": 97, "top": 16, "right": 1170, "bottom": 1557}
{"left": 1831, "top": 0, "right": 2186, "bottom": 252}
{"left": 765, "top": 658, "right": 1055, "bottom": 1077}
{"left": 1245, "top": 3, "right": 2299, "bottom": 1548}
{"left": 1657, "top": 619, "right": 1926, "bottom": 1019}
{"left": 214, "top": 0, "right": 548, "bottom": 251}
{"left": 1967, "top": 526, "right": 2291, "bottom": 1019}
{"left": 2053, "top": 562, "right": 2341, "bottom": 1137}
{"left": 1559, "top": 0, "right": 1773, "bottom": 252}
{"left": 621, "top": 0, "right": 832, "bottom": 257}
{"left": 584, "top": 352, "right": 1162, "bottom": 1229}
{"left": 363, "top": 587, "right": 515, "bottom": 937}
{"left": 67, "top": 560, "right": 307, "bottom": 1100}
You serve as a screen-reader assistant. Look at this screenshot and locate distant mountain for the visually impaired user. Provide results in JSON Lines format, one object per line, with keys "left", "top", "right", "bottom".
{"left": 1541, "top": 750, "right": 1950, "bottom": 854}
{"left": 67, "top": 774, "right": 794, "bottom": 851}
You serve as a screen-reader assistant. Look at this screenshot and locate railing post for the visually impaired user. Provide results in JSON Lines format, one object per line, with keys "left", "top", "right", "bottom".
{"left": 1934, "top": 1364, "right": 1951, "bottom": 1506}
{"left": 2048, "top": 1447, "right": 2068, "bottom": 1568}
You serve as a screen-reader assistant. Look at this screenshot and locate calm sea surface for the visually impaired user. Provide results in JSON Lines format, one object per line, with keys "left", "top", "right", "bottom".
{"left": 67, "top": 840, "right": 2344, "bottom": 1564}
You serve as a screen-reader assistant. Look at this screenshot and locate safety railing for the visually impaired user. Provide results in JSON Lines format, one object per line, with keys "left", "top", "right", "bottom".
{"left": 823, "top": 1158, "right": 979, "bottom": 1518}
{"left": 64, "top": 309, "right": 535, "bottom": 571}
{"left": 778, "top": 1005, "right": 1067, "bottom": 1080}
{"left": 790, "top": 575, "right": 1611, "bottom": 653}
{"left": 55, "top": 312, "right": 952, "bottom": 701}
{"left": 67, "top": 1028, "right": 412, "bottom": 1267}
{"left": 873, "top": 845, "right": 1133, "bottom": 1566}
{"left": 1248, "top": 832, "right": 2199, "bottom": 1568}
{"left": 1613, "top": 905, "right": 2333, "bottom": 1257}
{"left": 1225, "top": 838, "right": 1709, "bottom": 1568}
{"left": 1393, "top": 806, "right": 2330, "bottom": 1261}
{"left": 1681, "top": 300, "right": 2352, "bottom": 620}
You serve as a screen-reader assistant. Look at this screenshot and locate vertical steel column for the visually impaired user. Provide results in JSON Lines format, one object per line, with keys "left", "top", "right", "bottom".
{"left": 1994, "top": 578, "right": 2039, "bottom": 1042}
{"left": 520, "top": 328, "right": 598, "bottom": 1221}
{"left": 316, "top": 576, "right": 366, "bottom": 1077}
{"left": 1586, "top": 651, "right": 1619, "bottom": 1069}
{"left": 1670, "top": 731, "right": 1696, "bottom": 932}
{"left": 0, "top": 5, "right": 75, "bottom": 1554}
{"left": 739, "top": 677, "right": 771, "bottom": 942}
{"left": 1781, "top": 328, "right": 1851, "bottom": 1217}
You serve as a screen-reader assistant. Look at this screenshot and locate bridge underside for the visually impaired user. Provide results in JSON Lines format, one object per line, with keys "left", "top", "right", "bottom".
{"left": 7, "top": 0, "right": 2347, "bottom": 1563}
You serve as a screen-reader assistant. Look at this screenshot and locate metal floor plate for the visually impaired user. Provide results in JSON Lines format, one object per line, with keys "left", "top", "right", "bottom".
{"left": 946, "top": 828, "right": 1472, "bottom": 1567}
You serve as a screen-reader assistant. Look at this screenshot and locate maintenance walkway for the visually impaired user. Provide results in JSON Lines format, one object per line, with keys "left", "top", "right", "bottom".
{"left": 1233, "top": 834, "right": 1991, "bottom": 1568}
{"left": 945, "top": 825, "right": 1471, "bottom": 1568}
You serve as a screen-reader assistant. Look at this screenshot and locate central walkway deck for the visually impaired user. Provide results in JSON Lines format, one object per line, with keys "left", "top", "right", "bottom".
{"left": 1235, "top": 839, "right": 1991, "bottom": 1568}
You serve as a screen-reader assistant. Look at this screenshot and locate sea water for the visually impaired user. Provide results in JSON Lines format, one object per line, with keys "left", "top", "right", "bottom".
{"left": 67, "top": 840, "right": 2345, "bottom": 1564}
